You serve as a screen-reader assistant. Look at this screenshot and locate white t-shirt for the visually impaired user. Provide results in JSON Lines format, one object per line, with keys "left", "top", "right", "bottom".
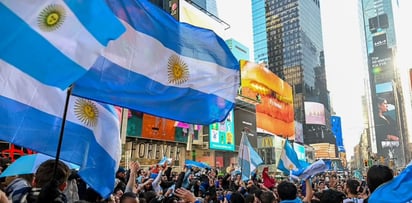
{"left": 343, "top": 198, "right": 364, "bottom": 203}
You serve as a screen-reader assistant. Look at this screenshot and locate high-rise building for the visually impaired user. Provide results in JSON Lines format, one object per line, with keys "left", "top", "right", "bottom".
{"left": 190, "top": 0, "right": 218, "bottom": 17}
{"left": 360, "top": 0, "right": 410, "bottom": 167}
{"left": 252, "top": 0, "right": 268, "bottom": 63}
{"left": 252, "top": 0, "right": 333, "bottom": 146}
{"left": 225, "top": 38, "right": 250, "bottom": 61}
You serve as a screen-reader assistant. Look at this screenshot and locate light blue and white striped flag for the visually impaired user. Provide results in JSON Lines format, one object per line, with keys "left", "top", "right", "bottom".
{"left": 0, "top": 0, "right": 125, "bottom": 89}
{"left": 239, "top": 134, "right": 263, "bottom": 181}
{"left": 159, "top": 156, "right": 172, "bottom": 166}
{"left": 72, "top": 0, "right": 240, "bottom": 125}
{"left": 0, "top": 60, "right": 121, "bottom": 198}
{"left": 278, "top": 139, "right": 301, "bottom": 175}
{"left": 369, "top": 160, "right": 412, "bottom": 203}
{"left": 291, "top": 159, "right": 328, "bottom": 180}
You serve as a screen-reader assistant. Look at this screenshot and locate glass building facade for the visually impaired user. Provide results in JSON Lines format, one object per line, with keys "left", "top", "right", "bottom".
{"left": 360, "top": 0, "right": 407, "bottom": 167}
{"left": 191, "top": 0, "right": 218, "bottom": 17}
{"left": 252, "top": 0, "right": 268, "bottom": 63}
{"left": 253, "top": 0, "right": 332, "bottom": 145}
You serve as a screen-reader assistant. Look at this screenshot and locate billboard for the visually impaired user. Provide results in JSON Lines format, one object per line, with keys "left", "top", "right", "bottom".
{"left": 209, "top": 111, "right": 235, "bottom": 151}
{"left": 234, "top": 105, "right": 257, "bottom": 147}
{"left": 331, "top": 116, "right": 345, "bottom": 152}
{"left": 127, "top": 110, "right": 199, "bottom": 143}
{"left": 368, "top": 32, "right": 405, "bottom": 166}
{"left": 141, "top": 114, "right": 176, "bottom": 141}
{"left": 372, "top": 82, "right": 404, "bottom": 165}
{"left": 257, "top": 136, "right": 284, "bottom": 165}
{"left": 304, "top": 102, "right": 326, "bottom": 125}
{"left": 179, "top": 0, "right": 226, "bottom": 37}
{"left": 239, "top": 60, "right": 294, "bottom": 137}
{"left": 294, "top": 121, "right": 304, "bottom": 144}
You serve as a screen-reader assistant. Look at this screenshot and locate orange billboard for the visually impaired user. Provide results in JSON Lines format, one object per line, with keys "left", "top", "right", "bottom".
{"left": 239, "top": 60, "right": 294, "bottom": 137}
{"left": 141, "top": 114, "right": 176, "bottom": 141}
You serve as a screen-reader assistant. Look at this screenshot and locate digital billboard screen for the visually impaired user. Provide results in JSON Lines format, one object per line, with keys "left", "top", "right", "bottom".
{"left": 239, "top": 60, "right": 294, "bottom": 137}
{"left": 304, "top": 102, "right": 326, "bottom": 125}
{"left": 209, "top": 111, "right": 235, "bottom": 151}
{"left": 372, "top": 82, "right": 404, "bottom": 165}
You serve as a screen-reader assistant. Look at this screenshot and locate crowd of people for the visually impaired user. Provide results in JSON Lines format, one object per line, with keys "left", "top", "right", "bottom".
{"left": 0, "top": 158, "right": 402, "bottom": 203}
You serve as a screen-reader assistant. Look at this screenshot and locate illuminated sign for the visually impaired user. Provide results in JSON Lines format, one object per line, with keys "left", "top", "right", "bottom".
{"left": 209, "top": 111, "right": 235, "bottom": 151}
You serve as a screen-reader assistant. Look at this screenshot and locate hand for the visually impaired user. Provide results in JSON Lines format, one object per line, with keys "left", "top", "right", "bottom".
{"left": 129, "top": 161, "right": 140, "bottom": 174}
{"left": 174, "top": 187, "right": 197, "bottom": 203}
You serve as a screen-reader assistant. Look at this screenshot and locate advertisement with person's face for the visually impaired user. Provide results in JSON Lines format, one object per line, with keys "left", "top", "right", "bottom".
{"left": 372, "top": 82, "right": 404, "bottom": 165}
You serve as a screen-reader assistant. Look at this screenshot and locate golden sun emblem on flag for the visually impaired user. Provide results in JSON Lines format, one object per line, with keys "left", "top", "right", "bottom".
{"left": 288, "top": 164, "right": 294, "bottom": 170}
{"left": 38, "top": 4, "right": 66, "bottom": 32}
{"left": 74, "top": 99, "right": 99, "bottom": 127}
{"left": 167, "top": 54, "right": 189, "bottom": 85}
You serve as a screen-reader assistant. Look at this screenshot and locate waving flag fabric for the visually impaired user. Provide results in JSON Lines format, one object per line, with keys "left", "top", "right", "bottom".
{"left": 291, "top": 159, "right": 328, "bottom": 180}
{"left": 278, "top": 139, "right": 301, "bottom": 175}
{"left": 72, "top": 0, "right": 240, "bottom": 125}
{"left": 185, "top": 160, "right": 212, "bottom": 169}
{"left": 239, "top": 134, "right": 263, "bottom": 181}
{"left": 0, "top": 0, "right": 125, "bottom": 89}
{"left": 159, "top": 156, "right": 172, "bottom": 166}
{"left": 0, "top": 60, "right": 121, "bottom": 198}
{"left": 369, "top": 161, "right": 412, "bottom": 203}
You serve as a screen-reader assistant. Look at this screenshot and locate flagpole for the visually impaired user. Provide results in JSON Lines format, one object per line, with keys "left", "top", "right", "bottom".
{"left": 53, "top": 85, "right": 73, "bottom": 176}
{"left": 240, "top": 130, "right": 245, "bottom": 180}
{"left": 37, "top": 86, "right": 73, "bottom": 202}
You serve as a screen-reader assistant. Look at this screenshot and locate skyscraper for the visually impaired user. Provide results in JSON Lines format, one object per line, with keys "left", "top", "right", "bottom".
{"left": 252, "top": 0, "right": 333, "bottom": 145}
{"left": 191, "top": 0, "right": 218, "bottom": 17}
{"left": 252, "top": 0, "right": 268, "bottom": 64}
{"left": 360, "top": 0, "right": 409, "bottom": 167}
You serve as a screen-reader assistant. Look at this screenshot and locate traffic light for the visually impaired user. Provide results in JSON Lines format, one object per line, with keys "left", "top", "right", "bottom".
{"left": 364, "top": 160, "right": 368, "bottom": 167}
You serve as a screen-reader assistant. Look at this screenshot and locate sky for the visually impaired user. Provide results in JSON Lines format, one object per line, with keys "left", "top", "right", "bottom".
{"left": 216, "top": 0, "right": 366, "bottom": 159}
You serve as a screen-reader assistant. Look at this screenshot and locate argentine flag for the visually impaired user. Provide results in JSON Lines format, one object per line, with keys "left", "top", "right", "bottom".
{"left": 0, "top": 59, "right": 121, "bottom": 199}
{"left": 278, "top": 139, "right": 301, "bottom": 175}
{"left": 368, "top": 161, "right": 412, "bottom": 203}
{"left": 73, "top": 0, "right": 240, "bottom": 125}
{"left": 0, "top": 0, "right": 125, "bottom": 89}
{"left": 239, "top": 134, "right": 263, "bottom": 181}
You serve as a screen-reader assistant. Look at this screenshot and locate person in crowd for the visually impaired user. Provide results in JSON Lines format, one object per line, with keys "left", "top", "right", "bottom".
{"left": 319, "top": 189, "right": 345, "bottom": 203}
{"left": 19, "top": 159, "right": 71, "bottom": 202}
{"left": 4, "top": 174, "right": 33, "bottom": 201}
{"left": 343, "top": 179, "right": 363, "bottom": 203}
{"left": 364, "top": 164, "right": 394, "bottom": 203}
{"left": 116, "top": 167, "right": 128, "bottom": 192}
{"left": 262, "top": 167, "right": 276, "bottom": 190}
{"left": 120, "top": 192, "right": 139, "bottom": 203}
{"left": 276, "top": 180, "right": 312, "bottom": 203}
{"left": 226, "top": 163, "right": 236, "bottom": 175}
{"left": 336, "top": 184, "right": 344, "bottom": 193}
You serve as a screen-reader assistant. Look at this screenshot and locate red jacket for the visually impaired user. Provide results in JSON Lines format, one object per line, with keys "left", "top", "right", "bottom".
{"left": 262, "top": 167, "right": 276, "bottom": 189}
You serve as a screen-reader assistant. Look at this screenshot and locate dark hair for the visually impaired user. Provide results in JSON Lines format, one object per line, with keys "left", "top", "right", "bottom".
{"left": 345, "top": 179, "right": 360, "bottom": 195}
{"left": 320, "top": 189, "right": 345, "bottom": 203}
{"left": 230, "top": 192, "right": 245, "bottom": 203}
{"left": 35, "top": 159, "right": 70, "bottom": 187}
{"left": 120, "top": 192, "right": 138, "bottom": 203}
{"left": 258, "top": 191, "right": 276, "bottom": 203}
{"left": 367, "top": 165, "right": 393, "bottom": 193}
{"left": 277, "top": 181, "right": 297, "bottom": 200}
{"left": 244, "top": 194, "right": 255, "bottom": 203}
